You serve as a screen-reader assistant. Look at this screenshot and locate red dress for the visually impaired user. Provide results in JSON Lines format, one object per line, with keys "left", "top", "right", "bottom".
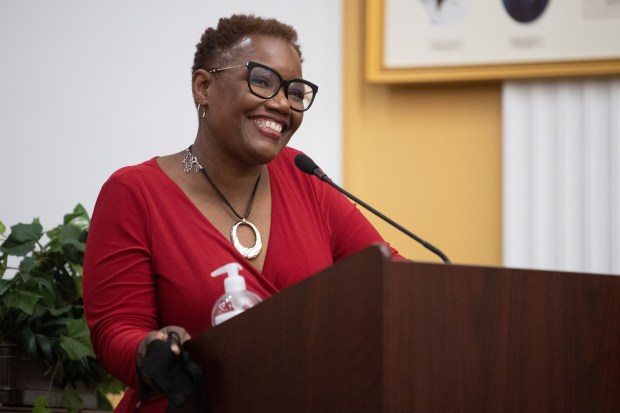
{"left": 83, "top": 147, "right": 400, "bottom": 412}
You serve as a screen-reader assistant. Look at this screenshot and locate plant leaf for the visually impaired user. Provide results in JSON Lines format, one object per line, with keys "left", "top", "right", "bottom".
{"left": 96, "top": 390, "right": 114, "bottom": 411}
{"left": 21, "top": 326, "right": 38, "bottom": 359}
{"left": 34, "top": 333, "right": 54, "bottom": 362}
{"left": 33, "top": 276, "right": 54, "bottom": 294}
{"left": 18, "top": 255, "right": 37, "bottom": 274}
{"left": 60, "top": 318, "right": 95, "bottom": 360}
{"left": 0, "top": 278, "right": 9, "bottom": 295}
{"left": 0, "top": 221, "right": 43, "bottom": 256}
{"left": 60, "top": 224, "right": 86, "bottom": 253}
{"left": 0, "top": 253, "right": 7, "bottom": 277}
{"left": 97, "top": 367, "right": 126, "bottom": 395}
{"left": 49, "top": 303, "right": 73, "bottom": 317}
{"left": 64, "top": 204, "right": 90, "bottom": 226}
{"left": 61, "top": 385, "right": 83, "bottom": 413}
{"left": 96, "top": 396, "right": 113, "bottom": 411}
{"left": 0, "top": 220, "right": 6, "bottom": 235}
{"left": 6, "top": 289, "right": 42, "bottom": 314}
{"left": 32, "top": 396, "right": 52, "bottom": 413}
{"left": 45, "top": 227, "right": 61, "bottom": 252}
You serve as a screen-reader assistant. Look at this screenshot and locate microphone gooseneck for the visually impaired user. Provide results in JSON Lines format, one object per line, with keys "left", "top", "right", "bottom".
{"left": 294, "top": 153, "right": 451, "bottom": 264}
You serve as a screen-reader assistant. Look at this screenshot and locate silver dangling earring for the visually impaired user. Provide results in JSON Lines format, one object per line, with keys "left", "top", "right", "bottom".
{"left": 197, "top": 103, "right": 206, "bottom": 119}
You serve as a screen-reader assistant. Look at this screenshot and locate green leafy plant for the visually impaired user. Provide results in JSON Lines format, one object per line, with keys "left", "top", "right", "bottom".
{"left": 0, "top": 204, "right": 125, "bottom": 413}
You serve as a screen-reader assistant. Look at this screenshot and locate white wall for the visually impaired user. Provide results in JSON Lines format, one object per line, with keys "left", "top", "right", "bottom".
{"left": 0, "top": 0, "right": 342, "bottom": 229}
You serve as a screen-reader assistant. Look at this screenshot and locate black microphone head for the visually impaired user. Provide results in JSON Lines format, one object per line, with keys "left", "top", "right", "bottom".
{"left": 294, "top": 153, "right": 318, "bottom": 175}
{"left": 294, "top": 153, "right": 330, "bottom": 181}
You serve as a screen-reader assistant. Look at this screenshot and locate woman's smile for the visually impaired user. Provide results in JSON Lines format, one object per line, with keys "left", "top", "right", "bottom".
{"left": 251, "top": 116, "right": 285, "bottom": 139}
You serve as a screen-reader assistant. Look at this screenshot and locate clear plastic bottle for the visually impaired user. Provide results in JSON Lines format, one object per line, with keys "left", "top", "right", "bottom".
{"left": 210, "top": 262, "right": 262, "bottom": 326}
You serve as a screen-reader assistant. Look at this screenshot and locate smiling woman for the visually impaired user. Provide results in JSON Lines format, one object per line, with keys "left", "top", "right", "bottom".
{"left": 82, "top": 14, "right": 403, "bottom": 413}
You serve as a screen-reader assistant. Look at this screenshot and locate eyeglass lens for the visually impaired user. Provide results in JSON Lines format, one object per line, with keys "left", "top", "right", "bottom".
{"left": 248, "top": 66, "right": 315, "bottom": 111}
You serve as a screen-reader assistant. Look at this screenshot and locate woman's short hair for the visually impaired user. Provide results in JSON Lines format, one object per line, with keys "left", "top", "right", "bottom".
{"left": 192, "top": 14, "right": 303, "bottom": 74}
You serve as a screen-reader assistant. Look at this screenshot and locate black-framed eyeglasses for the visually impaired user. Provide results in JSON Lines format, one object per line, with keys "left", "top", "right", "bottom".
{"left": 207, "top": 61, "right": 318, "bottom": 112}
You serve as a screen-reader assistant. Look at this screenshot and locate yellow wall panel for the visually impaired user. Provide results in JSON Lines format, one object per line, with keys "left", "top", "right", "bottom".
{"left": 343, "top": 0, "right": 503, "bottom": 266}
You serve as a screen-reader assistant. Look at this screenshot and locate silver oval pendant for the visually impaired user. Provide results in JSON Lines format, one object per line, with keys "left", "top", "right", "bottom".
{"left": 230, "top": 219, "right": 262, "bottom": 260}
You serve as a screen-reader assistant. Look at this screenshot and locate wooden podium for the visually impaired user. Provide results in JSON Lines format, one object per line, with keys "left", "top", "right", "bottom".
{"left": 186, "top": 245, "right": 620, "bottom": 412}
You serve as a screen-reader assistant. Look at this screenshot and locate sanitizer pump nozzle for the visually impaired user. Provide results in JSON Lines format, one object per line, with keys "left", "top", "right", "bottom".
{"left": 210, "top": 263, "right": 262, "bottom": 326}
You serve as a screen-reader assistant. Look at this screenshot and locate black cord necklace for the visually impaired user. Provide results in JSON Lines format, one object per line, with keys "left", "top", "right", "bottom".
{"left": 183, "top": 146, "right": 263, "bottom": 260}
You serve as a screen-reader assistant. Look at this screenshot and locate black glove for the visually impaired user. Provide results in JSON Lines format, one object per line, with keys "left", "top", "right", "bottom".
{"left": 138, "top": 333, "right": 206, "bottom": 413}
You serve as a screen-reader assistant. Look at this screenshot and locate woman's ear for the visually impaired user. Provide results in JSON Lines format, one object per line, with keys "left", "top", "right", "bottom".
{"left": 192, "top": 69, "right": 212, "bottom": 106}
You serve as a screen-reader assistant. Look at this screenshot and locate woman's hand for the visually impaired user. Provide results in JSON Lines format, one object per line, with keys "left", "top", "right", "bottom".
{"left": 136, "top": 325, "right": 191, "bottom": 366}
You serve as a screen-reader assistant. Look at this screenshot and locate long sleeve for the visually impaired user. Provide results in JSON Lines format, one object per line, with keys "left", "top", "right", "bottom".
{"left": 83, "top": 168, "right": 158, "bottom": 388}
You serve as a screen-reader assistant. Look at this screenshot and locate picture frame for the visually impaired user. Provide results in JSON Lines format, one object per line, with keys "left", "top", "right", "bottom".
{"left": 366, "top": 0, "right": 620, "bottom": 83}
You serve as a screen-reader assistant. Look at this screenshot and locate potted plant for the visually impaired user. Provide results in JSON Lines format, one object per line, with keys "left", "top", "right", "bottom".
{"left": 0, "top": 204, "right": 124, "bottom": 413}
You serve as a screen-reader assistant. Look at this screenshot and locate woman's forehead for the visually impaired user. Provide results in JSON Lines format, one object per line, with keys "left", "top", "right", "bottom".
{"left": 224, "top": 35, "right": 302, "bottom": 76}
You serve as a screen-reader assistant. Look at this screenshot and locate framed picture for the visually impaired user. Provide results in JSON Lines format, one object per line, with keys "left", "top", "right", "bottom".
{"left": 366, "top": 0, "right": 620, "bottom": 83}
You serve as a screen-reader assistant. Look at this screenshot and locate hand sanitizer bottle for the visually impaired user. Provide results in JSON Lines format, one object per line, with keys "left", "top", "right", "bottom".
{"left": 210, "top": 262, "right": 262, "bottom": 326}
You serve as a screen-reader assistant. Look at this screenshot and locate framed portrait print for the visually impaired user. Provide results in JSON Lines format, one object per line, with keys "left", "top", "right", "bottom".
{"left": 366, "top": 0, "right": 620, "bottom": 83}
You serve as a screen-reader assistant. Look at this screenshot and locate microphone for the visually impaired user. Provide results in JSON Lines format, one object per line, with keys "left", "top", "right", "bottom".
{"left": 294, "top": 153, "right": 451, "bottom": 264}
